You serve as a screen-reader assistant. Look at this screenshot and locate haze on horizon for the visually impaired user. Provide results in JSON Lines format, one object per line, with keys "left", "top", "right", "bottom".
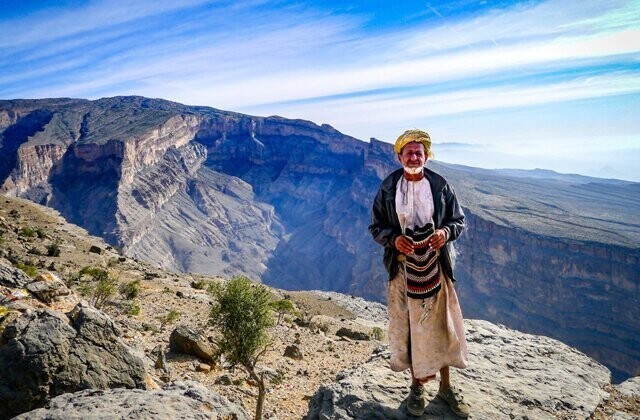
{"left": 1, "top": 0, "right": 639, "bottom": 181}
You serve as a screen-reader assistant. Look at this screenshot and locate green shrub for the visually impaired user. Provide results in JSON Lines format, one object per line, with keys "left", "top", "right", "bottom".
{"left": 128, "top": 299, "right": 141, "bottom": 316}
{"left": 77, "top": 267, "right": 117, "bottom": 309}
{"left": 270, "top": 370, "right": 285, "bottom": 386}
{"left": 79, "top": 266, "right": 109, "bottom": 280}
{"left": 119, "top": 280, "right": 141, "bottom": 300}
{"left": 35, "top": 228, "right": 47, "bottom": 239}
{"left": 156, "top": 309, "right": 181, "bottom": 330}
{"left": 19, "top": 227, "right": 36, "bottom": 238}
{"left": 46, "top": 242, "right": 61, "bottom": 257}
{"left": 371, "top": 327, "right": 384, "bottom": 341}
{"left": 191, "top": 280, "right": 207, "bottom": 290}
{"left": 15, "top": 262, "right": 38, "bottom": 278}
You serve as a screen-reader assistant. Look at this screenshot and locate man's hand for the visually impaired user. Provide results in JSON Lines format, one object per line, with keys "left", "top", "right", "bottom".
{"left": 427, "top": 229, "right": 448, "bottom": 250}
{"left": 394, "top": 235, "right": 414, "bottom": 254}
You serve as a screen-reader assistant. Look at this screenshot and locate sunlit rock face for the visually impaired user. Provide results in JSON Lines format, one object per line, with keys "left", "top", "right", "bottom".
{"left": 1, "top": 96, "right": 638, "bottom": 382}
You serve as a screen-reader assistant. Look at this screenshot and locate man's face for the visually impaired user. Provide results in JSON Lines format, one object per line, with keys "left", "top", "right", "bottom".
{"left": 398, "top": 142, "right": 426, "bottom": 168}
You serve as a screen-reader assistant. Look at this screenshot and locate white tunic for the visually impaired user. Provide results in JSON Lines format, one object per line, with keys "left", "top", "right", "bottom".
{"left": 395, "top": 175, "right": 434, "bottom": 232}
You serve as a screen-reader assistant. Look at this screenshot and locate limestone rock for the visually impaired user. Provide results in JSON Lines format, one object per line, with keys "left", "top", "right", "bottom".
{"left": 169, "top": 324, "right": 216, "bottom": 363}
{"left": 306, "top": 319, "right": 610, "bottom": 419}
{"left": 616, "top": 376, "right": 640, "bottom": 398}
{"left": 14, "top": 381, "right": 250, "bottom": 420}
{"left": 0, "top": 262, "right": 32, "bottom": 288}
{"left": 0, "top": 302, "right": 148, "bottom": 419}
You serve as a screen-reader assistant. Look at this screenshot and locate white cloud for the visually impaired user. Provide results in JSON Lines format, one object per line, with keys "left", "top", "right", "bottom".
{"left": 0, "top": 0, "right": 217, "bottom": 48}
{"left": 1, "top": 0, "right": 638, "bottom": 181}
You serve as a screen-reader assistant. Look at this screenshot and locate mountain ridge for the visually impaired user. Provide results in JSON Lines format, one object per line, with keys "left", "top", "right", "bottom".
{"left": 1, "top": 96, "right": 638, "bottom": 382}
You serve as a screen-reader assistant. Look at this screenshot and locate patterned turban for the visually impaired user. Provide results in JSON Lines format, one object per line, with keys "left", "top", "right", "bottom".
{"left": 394, "top": 129, "right": 434, "bottom": 158}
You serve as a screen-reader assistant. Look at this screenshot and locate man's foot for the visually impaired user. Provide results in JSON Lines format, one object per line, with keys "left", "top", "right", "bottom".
{"left": 438, "top": 387, "right": 469, "bottom": 418}
{"left": 407, "top": 384, "right": 426, "bottom": 416}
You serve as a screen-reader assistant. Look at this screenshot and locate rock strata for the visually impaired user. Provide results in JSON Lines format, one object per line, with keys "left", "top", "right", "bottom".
{"left": 306, "top": 319, "right": 611, "bottom": 419}
{"left": 14, "top": 381, "right": 250, "bottom": 420}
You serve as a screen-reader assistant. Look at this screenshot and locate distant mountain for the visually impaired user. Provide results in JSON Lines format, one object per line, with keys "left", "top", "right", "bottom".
{"left": 1, "top": 96, "right": 638, "bottom": 381}
{"left": 493, "top": 167, "right": 634, "bottom": 184}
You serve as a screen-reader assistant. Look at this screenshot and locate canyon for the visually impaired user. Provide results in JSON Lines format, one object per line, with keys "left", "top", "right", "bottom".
{"left": 1, "top": 96, "right": 638, "bottom": 382}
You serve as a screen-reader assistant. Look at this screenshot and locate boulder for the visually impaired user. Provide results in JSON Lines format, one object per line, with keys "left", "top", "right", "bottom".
{"left": 14, "top": 381, "right": 250, "bottom": 419}
{"left": 0, "top": 263, "right": 32, "bottom": 288}
{"left": 0, "top": 302, "right": 148, "bottom": 419}
{"left": 336, "top": 327, "right": 370, "bottom": 341}
{"left": 89, "top": 245, "right": 104, "bottom": 254}
{"left": 26, "top": 272, "right": 71, "bottom": 303}
{"left": 196, "top": 363, "right": 211, "bottom": 373}
{"left": 169, "top": 325, "right": 216, "bottom": 363}
{"left": 306, "top": 319, "right": 611, "bottom": 419}
{"left": 284, "top": 344, "right": 303, "bottom": 360}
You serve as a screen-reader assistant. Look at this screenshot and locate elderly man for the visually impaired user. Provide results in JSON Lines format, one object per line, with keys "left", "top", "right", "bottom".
{"left": 369, "top": 129, "right": 469, "bottom": 417}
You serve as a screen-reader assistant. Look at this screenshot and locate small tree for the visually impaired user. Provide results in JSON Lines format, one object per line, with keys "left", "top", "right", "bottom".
{"left": 210, "top": 276, "right": 273, "bottom": 420}
{"left": 269, "top": 298, "right": 297, "bottom": 325}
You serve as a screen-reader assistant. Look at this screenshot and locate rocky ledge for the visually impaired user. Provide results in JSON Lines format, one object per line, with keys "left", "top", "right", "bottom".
{"left": 15, "top": 381, "right": 249, "bottom": 420}
{"left": 307, "top": 319, "right": 611, "bottom": 419}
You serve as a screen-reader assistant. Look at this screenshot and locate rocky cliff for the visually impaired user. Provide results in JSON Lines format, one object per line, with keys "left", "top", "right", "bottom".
{"left": 0, "top": 96, "right": 638, "bottom": 383}
{"left": 307, "top": 320, "right": 611, "bottom": 419}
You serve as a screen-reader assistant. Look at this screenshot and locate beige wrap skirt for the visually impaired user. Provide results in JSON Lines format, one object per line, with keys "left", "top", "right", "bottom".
{"left": 387, "top": 264, "right": 468, "bottom": 380}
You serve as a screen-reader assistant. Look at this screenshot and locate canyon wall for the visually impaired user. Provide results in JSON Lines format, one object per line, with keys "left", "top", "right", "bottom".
{"left": 0, "top": 96, "right": 638, "bottom": 381}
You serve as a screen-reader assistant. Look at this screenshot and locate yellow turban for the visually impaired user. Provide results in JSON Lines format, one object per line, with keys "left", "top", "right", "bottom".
{"left": 394, "top": 129, "right": 433, "bottom": 158}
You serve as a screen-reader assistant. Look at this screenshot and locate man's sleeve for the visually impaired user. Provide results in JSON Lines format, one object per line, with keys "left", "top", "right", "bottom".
{"left": 442, "top": 184, "right": 465, "bottom": 242}
{"left": 369, "top": 188, "right": 398, "bottom": 248}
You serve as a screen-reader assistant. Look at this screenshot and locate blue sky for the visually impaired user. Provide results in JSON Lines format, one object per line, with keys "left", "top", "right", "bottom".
{"left": 1, "top": 0, "right": 639, "bottom": 180}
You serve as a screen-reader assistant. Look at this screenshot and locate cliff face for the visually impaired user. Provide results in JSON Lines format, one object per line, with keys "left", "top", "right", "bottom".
{"left": 456, "top": 212, "right": 640, "bottom": 382}
{"left": 0, "top": 96, "right": 638, "bottom": 382}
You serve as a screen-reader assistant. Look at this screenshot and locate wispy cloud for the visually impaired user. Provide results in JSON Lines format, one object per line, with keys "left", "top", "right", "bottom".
{"left": 251, "top": 71, "right": 640, "bottom": 129}
{"left": 1, "top": 0, "right": 638, "bottom": 180}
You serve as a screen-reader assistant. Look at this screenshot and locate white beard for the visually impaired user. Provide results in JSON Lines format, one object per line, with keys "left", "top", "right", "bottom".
{"left": 403, "top": 166, "right": 423, "bottom": 175}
